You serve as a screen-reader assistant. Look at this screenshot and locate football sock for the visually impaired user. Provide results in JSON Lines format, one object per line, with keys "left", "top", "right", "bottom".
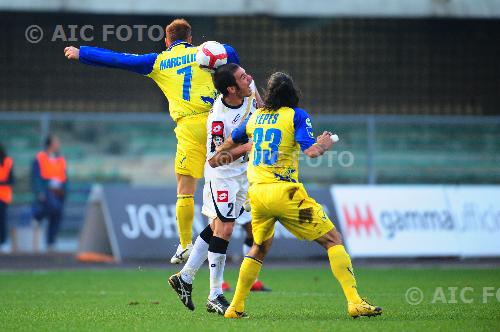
{"left": 327, "top": 245, "right": 362, "bottom": 304}
{"left": 180, "top": 225, "right": 213, "bottom": 284}
{"left": 230, "top": 256, "right": 262, "bottom": 312}
{"left": 176, "top": 194, "right": 194, "bottom": 249}
{"left": 242, "top": 237, "right": 253, "bottom": 256}
{"left": 208, "top": 236, "right": 229, "bottom": 300}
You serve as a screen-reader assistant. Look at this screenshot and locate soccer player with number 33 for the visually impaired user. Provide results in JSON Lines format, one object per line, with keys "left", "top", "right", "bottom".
{"left": 217, "top": 72, "right": 383, "bottom": 319}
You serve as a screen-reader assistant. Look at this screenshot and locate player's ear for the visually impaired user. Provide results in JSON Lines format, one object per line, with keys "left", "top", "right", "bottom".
{"left": 187, "top": 36, "right": 193, "bottom": 44}
{"left": 227, "top": 86, "right": 236, "bottom": 95}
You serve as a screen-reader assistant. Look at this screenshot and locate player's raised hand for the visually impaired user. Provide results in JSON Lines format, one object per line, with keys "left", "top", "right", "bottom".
{"left": 316, "top": 131, "right": 334, "bottom": 150}
{"left": 64, "top": 46, "right": 80, "bottom": 60}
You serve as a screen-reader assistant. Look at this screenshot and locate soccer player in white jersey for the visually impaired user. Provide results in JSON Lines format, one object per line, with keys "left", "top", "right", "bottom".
{"left": 169, "top": 63, "right": 258, "bottom": 314}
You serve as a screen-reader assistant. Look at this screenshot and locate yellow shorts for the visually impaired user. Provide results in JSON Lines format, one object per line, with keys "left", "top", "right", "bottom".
{"left": 174, "top": 114, "right": 208, "bottom": 179}
{"left": 248, "top": 182, "right": 335, "bottom": 245}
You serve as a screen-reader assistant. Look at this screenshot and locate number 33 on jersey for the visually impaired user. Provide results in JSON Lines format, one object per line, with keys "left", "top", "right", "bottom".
{"left": 233, "top": 107, "right": 316, "bottom": 184}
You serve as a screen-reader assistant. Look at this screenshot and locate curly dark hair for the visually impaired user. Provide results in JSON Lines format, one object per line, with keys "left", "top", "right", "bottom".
{"left": 263, "top": 72, "right": 300, "bottom": 111}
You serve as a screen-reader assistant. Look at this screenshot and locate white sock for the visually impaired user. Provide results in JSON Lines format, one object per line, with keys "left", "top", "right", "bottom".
{"left": 207, "top": 251, "right": 226, "bottom": 300}
{"left": 242, "top": 243, "right": 251, "bottom": 256}
{"left": 180, "top": 235, "right": 209, "bottom": 284}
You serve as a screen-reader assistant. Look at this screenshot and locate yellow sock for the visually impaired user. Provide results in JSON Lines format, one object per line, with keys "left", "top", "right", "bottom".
{"left": 327, "top": 245, "right": 362, "bottom": 304}
{"left": 230, "top": 256, "right": 262, "bottom": 312}
{"left": 176, "top": 194, "right": 194, "bottom": 249}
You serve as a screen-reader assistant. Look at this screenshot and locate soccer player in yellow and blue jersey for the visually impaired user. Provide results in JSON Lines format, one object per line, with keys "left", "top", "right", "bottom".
{"left": 64, "top": 19, "right": 243, "bottom": 264}
{"left": 216, "top": 72, "right": 382, "bottom": 319}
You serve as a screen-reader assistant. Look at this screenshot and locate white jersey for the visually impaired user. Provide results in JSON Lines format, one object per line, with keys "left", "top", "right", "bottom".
{"left": 201, "top": 81, "right": 257, "bottom": 222}
{"left": 204, "top": 81, "right": 257, "bottom": 180}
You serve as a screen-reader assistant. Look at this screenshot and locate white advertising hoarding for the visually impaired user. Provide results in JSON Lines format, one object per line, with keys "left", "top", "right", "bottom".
{"left": 331, "top": 185, "right": 500, "bottom": 258}
{"left": 446, "top": 186, "right": 500, "bottom": 257}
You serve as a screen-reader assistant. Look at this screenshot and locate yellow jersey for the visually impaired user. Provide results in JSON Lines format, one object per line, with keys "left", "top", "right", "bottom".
{"left": 232, "top": 106, "right": 316, "bottom": 185}
{"left": 148, "top": 42, "right": 217, "bottom": 122}
{"left": 79, "top": 41, "right": 226, "bottom": 122}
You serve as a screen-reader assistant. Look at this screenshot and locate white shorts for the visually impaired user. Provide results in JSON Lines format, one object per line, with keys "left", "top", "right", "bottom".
{"left": 237, "top": 210, "right": 252, "bottom": 226}
{"left": 202, "top": 173, "right": 249, "bottom": 223}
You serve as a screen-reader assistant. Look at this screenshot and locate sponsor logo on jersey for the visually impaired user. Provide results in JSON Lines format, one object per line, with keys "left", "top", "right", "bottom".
{"left": 212, "top": 121, "right": 224, "bottom": 135}
{"left": 305, "top": 118, "right": 314, "bottom": 138}
{"left": 212, "top": 136, "right": 224, "bottom": 147}
{"left": 232, "top": 114, "right": 241, "bottom": 124}
{"left": 217, "top": 190, "right": 229, "bottom": 202}
{"left": 211, "top": 121, "right": 225, "bottom": 152}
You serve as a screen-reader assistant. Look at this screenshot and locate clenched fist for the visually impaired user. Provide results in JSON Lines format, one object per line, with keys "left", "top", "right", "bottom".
{"left": 317, "top": 131, "right": 334, "bottom": 149}
{"left": 64, "top": 46, "right": 80, "bottom": 60}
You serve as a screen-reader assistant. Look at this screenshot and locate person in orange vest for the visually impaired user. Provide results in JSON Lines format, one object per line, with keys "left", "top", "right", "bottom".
{"left": 0, "top": 144, "right": 15, "bottom": 253}
{"left": 31, "top": 135, "right": 68, "bottom": 250}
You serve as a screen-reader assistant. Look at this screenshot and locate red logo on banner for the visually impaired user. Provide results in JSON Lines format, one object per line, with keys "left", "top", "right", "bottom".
{"left": 212, "top": 121, "right": 224, "bottom": 135}
{"left": 217, "top": 191, "right": 229, "bottom": 202}
{"left": 343, "top": 205, "right": 381, "bottom": 237}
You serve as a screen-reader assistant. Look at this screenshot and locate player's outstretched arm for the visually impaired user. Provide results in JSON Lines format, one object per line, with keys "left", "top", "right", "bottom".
{"left": 304, "top": 131, "right": 334, "bottom": 158}
{"left": 215, "top": 136, "right": 240, "bottom": 154}
{"left": 63, "top": 46, "right": 157, "bottom": 75}
{"left": 209, "top": 142, "right": 252, "bottom": 168}
{"left": 216, "top": 116, "right": 250, "bottom": 154}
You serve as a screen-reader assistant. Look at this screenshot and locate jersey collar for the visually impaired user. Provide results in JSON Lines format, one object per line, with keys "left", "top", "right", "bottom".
{"left": 167, "top": 40, "right": 193, "bottom": 51}
{"left": 222, "top": 97, "right": 244, "bottom": 110}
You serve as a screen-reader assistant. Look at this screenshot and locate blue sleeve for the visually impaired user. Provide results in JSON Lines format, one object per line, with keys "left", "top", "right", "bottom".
{"left": 293, "top": 108, "right": 316, "bottom": 151}
{"left": 79, "top": 46, "right": 158, "bottom": 75}
{"left": 223, "top": 44, "right": 240, "bottom": 65}
{"left": 231, "top": 117, "right": 249, "bottom": 144}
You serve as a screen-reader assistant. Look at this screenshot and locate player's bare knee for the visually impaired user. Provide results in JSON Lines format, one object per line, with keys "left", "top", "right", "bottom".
{"left": 257, "top": 241, "right": 272, "bottom": 256}
{"left": 258, "top": 243, "right": 270, "bottom": 255}
{"left": 221, "top": 222, "right": 234, "bottom": 239}
{"left": 213, "top": 219, "right": 234, "bottom": 240}
{"left": 247, "top": 242, "right": 270, "bottom": 261}
{"left": 331, "top": 229, "right": 343, "bottom": 245}
{"left": 316, "top": 229, "right": 343, "bottom": 249}
{"left": 176, "top": 174, "right": 197, "bottom": 195}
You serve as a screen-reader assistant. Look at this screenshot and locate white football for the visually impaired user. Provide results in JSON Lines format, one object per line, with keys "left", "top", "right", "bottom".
{"left": 196, "top": 41, "right": 228, "bottom": 73}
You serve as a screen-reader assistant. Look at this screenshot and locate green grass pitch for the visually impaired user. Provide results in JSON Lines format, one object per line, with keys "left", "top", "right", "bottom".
{"left": 1, "top": 266, "right": 499, "bottom": 331}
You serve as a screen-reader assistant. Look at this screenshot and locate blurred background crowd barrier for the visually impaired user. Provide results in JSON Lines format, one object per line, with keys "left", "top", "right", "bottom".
{"left": 1, "top": 112, "right": 498, "bottom": 240}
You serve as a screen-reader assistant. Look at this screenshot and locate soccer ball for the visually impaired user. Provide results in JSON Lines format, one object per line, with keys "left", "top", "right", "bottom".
{"left": 196, "top": 41, "right": 228, "bottom": 73}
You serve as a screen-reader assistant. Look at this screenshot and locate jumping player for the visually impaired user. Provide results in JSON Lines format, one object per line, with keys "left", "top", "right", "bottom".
{"left": 64, "top": 19, "right": 249, "bottom": 264}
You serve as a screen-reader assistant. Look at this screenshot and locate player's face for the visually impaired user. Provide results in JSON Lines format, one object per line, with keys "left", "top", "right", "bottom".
{"left": 233, "top": 67, "right": 253, "bottom": 98}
